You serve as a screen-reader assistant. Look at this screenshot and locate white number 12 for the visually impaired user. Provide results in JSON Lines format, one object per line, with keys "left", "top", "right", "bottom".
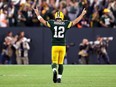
{"left": 54, "top": 26, "right": 65, "bottom": 38}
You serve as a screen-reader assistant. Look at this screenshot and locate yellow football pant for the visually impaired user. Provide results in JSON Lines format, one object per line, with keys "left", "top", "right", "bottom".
{"left": 52, "top": 46, "right": 66, "bottom": 64}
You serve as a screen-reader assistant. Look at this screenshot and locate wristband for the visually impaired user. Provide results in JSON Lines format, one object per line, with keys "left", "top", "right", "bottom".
{"left": 37, "top": 15, "right": 42, "bottom": 20}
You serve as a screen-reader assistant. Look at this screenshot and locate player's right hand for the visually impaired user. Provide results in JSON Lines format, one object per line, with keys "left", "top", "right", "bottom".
{"left": 32, "top": 6, "right": 39, "bottom": 15}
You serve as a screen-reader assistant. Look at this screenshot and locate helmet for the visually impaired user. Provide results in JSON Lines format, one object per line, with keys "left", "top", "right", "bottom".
{"left": 103, "top": 8, "right": 110, "bottom": 13}
{"left": 55, "top": 11, "right": 64, "bottom": 20}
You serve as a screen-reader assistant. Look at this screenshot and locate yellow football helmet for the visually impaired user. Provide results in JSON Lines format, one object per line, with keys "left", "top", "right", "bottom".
{"left": 54, "top": 11, "right": 64, "bottom": 20}
{"left": 103, "top": 8, "right": 110, "bottom": 13}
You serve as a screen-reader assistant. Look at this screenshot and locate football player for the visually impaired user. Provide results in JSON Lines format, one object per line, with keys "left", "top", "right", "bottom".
{"left": 33, "top": 6, "right": 86, "bottom": 83}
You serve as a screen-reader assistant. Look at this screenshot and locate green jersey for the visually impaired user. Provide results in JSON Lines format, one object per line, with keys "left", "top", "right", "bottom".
{"left": 46, "top": 20, "right": 72, "bottom": 46}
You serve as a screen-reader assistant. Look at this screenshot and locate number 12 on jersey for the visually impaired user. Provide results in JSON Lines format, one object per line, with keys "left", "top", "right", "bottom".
{"left": 54, "top": 26, "right": 65, "bottom": 38}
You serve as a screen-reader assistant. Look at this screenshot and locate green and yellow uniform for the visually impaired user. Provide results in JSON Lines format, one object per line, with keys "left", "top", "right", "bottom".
{"left": 46, "top": 20, "right": 72, "bottom": 64}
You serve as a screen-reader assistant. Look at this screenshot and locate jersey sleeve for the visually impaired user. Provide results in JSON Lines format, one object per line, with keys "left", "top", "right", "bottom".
{"left": 46, "top": 20, "right": 53, "bottom": 28}
{"left": 67, "top": 21, "right": 73, "bottom": 28}
{"left": 65, "top": 20, "right": 73, "bottom": 29}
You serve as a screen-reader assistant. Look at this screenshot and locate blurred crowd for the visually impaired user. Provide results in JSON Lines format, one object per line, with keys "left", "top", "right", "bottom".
{"left": 0, "top": 0, "right": 116, "bottom": 28}
{"left": 0, "top": 31, "right": 30, "bottom": 64}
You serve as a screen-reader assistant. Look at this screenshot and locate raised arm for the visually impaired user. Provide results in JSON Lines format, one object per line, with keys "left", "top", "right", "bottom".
{"left": 72, "top": 8, "right": 87, "bottom": 26}
{"left": 32, "top": 6, "right": 47, "bottom": 26}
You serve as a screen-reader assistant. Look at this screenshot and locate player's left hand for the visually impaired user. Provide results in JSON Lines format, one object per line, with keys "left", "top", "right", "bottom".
{"left": 82, "top": 8, "right": 87, "bottom": 16}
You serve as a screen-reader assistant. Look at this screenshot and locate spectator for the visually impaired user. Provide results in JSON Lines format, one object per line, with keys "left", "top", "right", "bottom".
{"left": 17, "top": 10, "right": 26, "bottom": 26}
{"left": 0, "top": 9, "right": 8, "bottom": 27}
{"left": 1, "top": 32, "right": 14, "bottom": 64}
{"left": 8, "top": 2, "right": 15, "bottom": 27}
{"left": 100, "top": 8, "right": 114, "bottom": 27}
{"left": 108, "top": 0, "right": 116, "bottom": 28}
{"left": 91, "top": 6, "right": 100, "bottom": 27}
{"left": 13, "top": 32, "right": 30, "bottom": 64}
{"left": 67, "top": 0, "right": 80, "bottom": 21}
{"left": 10, "top": 0, "right": 21, "bottom": 26}
{"left": 20, "top": 4, "right": 33, "bottom": 26}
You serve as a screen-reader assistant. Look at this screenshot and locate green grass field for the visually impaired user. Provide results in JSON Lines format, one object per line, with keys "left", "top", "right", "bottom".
{"left": 0, "top": 65, "right": 116, "bottom": 87}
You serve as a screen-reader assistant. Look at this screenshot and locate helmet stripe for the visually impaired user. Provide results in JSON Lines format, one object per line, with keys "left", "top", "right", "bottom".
{"left": 57, "top": 11, "right": 60, "bottom": 18}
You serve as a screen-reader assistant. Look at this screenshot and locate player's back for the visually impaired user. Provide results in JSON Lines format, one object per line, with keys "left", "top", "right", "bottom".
{"left": 47, "top": 20, "right": 72, "bottom": 46}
